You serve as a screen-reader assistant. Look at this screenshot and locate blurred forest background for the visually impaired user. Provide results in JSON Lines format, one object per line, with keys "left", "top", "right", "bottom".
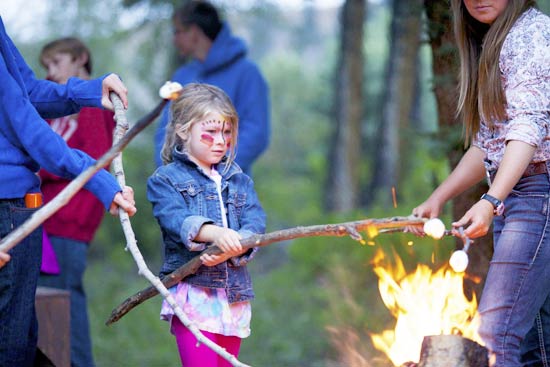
{"left": 2, "top": 0, "right": 550, "bottom": 366}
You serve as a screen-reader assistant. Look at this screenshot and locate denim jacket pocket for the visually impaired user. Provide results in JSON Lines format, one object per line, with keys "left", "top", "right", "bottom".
{"left": 226, "top": 192, "right": 247, "bottom": 221}
{"left": 175, "top": 182, "right": 204, "bottom": 213}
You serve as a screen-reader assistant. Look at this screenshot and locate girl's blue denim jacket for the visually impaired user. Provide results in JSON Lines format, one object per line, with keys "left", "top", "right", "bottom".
{"left": 147, "top": 149, "right": 266, "bottom": 303}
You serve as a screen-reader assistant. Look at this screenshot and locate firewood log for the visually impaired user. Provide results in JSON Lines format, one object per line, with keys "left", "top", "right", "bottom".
{"left": 418, "top": 335, "right": 488, "bottom": 367}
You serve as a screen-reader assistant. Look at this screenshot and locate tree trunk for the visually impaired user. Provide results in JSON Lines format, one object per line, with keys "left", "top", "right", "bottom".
{"left": 326, "top": 0, "right": 365, "bottom": 212}
{"left": 369, "top": 0, "right": 423, "bottom": 208}
{"left": 424, "top": 0, "right": 492, "bottom": 300}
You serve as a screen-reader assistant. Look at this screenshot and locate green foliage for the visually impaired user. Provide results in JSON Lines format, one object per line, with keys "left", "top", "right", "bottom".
{"left": 253, "top": 52, "right": 334, "bottom": 230}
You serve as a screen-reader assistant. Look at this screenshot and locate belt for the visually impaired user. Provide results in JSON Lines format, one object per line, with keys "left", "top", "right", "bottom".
{"left": 0, "top": 193, "right": 42, "bottom": 208}
{"left": 489, "top": 161, "right": 548, "bottom": 183}
{"left": 522, "top": 161, "right": 548, "bottom": 177}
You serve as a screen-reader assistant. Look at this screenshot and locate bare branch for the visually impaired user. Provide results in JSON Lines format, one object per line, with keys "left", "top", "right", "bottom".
{"left": 106, "top": 216, "right": 425, "bottom": 325}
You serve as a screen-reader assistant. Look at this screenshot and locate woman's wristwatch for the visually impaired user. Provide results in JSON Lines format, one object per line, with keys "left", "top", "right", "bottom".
{"left": 480, "top": 193, "right": 505, "bottom": 216}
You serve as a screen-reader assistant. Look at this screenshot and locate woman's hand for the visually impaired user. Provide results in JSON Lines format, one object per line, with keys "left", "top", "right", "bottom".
{"left": 109, "top": 186, "right": 137, "bottom": 216}
{"left": 412, "top": 197, "right": 444, "bottom": 220}
{"left": 452, "top": 199, "right": 494, "bottom": 238}
{"left": 101, "top": 73, "right": 128, "bottom": 110}
{"left": 408, "top": 196, "right": 445, "bottom": 236}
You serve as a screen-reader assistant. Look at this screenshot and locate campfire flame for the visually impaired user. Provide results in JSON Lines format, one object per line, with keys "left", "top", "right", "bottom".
{"left": 370, "top": 250, "right": 482, "bottom": 366}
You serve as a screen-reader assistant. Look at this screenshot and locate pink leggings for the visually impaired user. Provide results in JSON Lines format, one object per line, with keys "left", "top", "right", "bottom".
{"left": 171, "top": 316, "right": 242, "bottom": 367}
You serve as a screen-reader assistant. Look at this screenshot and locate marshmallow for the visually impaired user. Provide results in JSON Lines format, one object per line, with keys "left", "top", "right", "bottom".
{"left": 159, "top": 81, "right": 183, "bottom": 100}
{"left": 449, "top": 250, "right": 469, "bottom": 273}
{"left": 423, "top": 218, "right": 446, "bottom": 239}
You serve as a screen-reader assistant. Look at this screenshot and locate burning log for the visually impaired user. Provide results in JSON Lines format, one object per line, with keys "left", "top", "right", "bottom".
{"left": 402, "top": 335, "right": 488, "bottom": 367}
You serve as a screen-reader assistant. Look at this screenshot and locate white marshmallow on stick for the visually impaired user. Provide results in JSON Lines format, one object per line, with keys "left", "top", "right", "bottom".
{"left": 159, "top": 81, "right": 183, "bottom": 100}
{"left": 423, "top": 218, "right": 446, "bottom": 239}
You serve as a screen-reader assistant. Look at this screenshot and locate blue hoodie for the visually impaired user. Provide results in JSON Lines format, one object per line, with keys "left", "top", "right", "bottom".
{"left": 0, "top": 17, "right": 119, "bottom": 209}
{"left": 154, "top": 23, "right": 270, "bottom": 175}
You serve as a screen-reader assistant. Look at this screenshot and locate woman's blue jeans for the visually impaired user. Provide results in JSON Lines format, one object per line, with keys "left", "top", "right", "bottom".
{"left": 478, "top": 169, "right": 550, "bottom": 367}
{"left": 0, "top": 199, "right": 42, "bottom": 367}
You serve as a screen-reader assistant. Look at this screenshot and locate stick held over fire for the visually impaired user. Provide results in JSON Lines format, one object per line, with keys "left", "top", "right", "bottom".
{"left": 106, "top": 215, "right": 427, "bottom": 325}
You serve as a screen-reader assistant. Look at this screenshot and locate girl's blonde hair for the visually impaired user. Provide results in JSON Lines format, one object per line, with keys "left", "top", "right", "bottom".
{"left": 451, "top": 0, "right": 536, "bottom": 144}
{"left": 161, "top": 83, "right": 239, "bottom": 169}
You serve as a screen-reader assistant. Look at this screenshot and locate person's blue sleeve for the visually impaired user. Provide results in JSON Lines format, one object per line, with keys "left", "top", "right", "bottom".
{"left": 7, "top": 34, "right": 104, "bottom": 117}
{"left": 234, "top": 65, "right": 270, "bottom": 174}
{"left": 154, "top": 104, "right": 171, "bottom": 167}
{"left": 0, "top": 49, "right": 119, "bottom": 209}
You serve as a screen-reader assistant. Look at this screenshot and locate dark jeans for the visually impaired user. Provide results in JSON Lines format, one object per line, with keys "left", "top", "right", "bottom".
{"left": 478, "top": 171, "right": 550, "bottom": 367}
{"left": 0, "top": 199, "right": 42, "bottom": 367}
{"left": 38, "top": 237, "right": 94, "bottom": 367}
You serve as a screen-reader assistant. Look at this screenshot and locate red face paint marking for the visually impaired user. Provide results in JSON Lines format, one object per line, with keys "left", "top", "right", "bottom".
{"left": 200, "top": 133, "right": 215, "bottom": 146}
{"left": 221, "top": 121, "right": 232, "bottom": 148}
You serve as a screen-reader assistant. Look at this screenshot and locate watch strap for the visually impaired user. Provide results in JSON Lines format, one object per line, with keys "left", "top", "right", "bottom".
{"left": 481, "top": 193, "right": 505, "bottom": 216}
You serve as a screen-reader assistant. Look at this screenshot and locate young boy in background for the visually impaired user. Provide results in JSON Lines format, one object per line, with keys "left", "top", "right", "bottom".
{"left": 37, "top": 37, "right": 116, "bottom": 367}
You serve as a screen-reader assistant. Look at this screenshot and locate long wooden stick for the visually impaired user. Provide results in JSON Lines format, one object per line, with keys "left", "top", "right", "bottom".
{"left": 109, "top": 92, "right": 250, "bottom": 367}
{"left": 0, "top": 99, "right": 167, "bottom": 253}
{"left": 106, "top": 216, "right": 425, "bottom": 325}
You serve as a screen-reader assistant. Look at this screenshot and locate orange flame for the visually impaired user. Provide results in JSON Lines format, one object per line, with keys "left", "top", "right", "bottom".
{"left": 370, "top": 250, "right": 482, "bottom": 366}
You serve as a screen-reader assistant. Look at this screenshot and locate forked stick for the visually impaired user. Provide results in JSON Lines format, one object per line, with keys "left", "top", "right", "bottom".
{"left": 106, "top": 216, "right": 426, "bottom": 325}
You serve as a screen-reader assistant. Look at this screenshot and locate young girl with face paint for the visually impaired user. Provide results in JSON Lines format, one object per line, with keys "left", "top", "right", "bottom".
{"left": 148, "top": 83, "right": 266, "bottom": 366}
{"left": 412, "top": 1, "right": 550, "bottom": 366}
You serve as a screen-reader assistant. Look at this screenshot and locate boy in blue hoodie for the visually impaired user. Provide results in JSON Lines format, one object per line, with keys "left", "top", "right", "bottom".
{"left": 154, "top": 1, "right": 270, "bottom": 175}
{"left": 0, "top": 16, "right": 136, "bottom": 366}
